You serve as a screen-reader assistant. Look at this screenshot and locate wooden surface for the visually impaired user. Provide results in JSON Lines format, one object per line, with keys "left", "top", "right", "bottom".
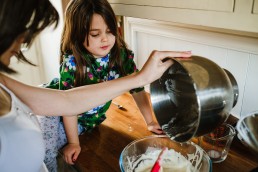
{"left": 74, "top": 93, "right": 258, "bottom": 172}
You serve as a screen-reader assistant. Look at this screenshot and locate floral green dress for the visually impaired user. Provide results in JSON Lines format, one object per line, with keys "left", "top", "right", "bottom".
{"left": 46, "top": 49, "right": 144, "bottom": 131}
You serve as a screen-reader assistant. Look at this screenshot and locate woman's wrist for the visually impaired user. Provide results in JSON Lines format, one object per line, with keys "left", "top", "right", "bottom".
{"left": 133, "top": 72, "right": 148, "bottom": 88}
{"left": 146, "top": 120, "right": 155, "bottom": 126}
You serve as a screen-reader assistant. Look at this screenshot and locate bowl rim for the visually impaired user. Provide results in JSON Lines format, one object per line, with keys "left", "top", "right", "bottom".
{"left": 203, "top": 123, "right": 236, "bottom": 141}
{"left": 236, "top": 111, "right": 258, "bottom": 153}
{"left": 119, "top": 135, "right": 212, "bottom": 172}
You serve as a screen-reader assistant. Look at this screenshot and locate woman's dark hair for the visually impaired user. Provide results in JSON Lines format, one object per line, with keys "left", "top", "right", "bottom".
{"left": 61, "top": 0, "right": 129, "bottom": 87}
{"left": 0, "top": 0, "right": 59, "bottom": 73}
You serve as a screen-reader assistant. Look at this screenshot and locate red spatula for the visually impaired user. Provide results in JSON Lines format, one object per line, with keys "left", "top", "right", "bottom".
{"left": 151, "top": 147, "right": 168, "bottom": 172}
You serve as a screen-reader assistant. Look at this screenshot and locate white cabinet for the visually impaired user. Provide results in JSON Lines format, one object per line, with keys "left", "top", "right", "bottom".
{"left": 108, "top": 0, "right": 258, "bottom": 35}
{"left": 254, "top": 0, "right": 258, "bottom": 14}
{"left": 109, "top": 0, "right": 235, "bottom": 12}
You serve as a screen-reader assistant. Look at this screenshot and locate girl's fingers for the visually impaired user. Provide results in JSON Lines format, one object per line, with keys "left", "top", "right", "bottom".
{"left": 73, "top": 151, "right": 79, "bottom": 162}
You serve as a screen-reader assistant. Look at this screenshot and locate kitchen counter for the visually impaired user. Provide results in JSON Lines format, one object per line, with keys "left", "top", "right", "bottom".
{"left": 74, "top": 93, "right": 258, "bottom": 172}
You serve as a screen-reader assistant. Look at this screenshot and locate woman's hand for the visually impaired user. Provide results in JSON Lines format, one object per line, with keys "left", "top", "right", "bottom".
{"left": 62, "top": 143, "right": 81, "bottom": 165}
{"left": 138, "top": 50, "right": 191, "bottom": 85}
{"left": 147, "top": 121, "right": 164, "bottom": 134}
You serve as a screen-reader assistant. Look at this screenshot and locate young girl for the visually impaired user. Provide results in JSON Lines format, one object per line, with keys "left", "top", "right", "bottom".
{"left": 38, "top": 0, "right": 191, "bottom": 171}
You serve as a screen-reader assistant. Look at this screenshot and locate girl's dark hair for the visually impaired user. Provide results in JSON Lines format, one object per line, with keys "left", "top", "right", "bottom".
{"left": 61, "top": 0, "right": 129, "bottom": 86}
{"left": 0, "top": 0, "right": 59, "bottom": 74}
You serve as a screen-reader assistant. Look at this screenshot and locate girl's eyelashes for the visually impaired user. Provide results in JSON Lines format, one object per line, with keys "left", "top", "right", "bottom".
{"left": 89, "top": 29, "right": 112, "bottom": 37}
{"left": 90, "top": 34, "right": 99, "bottom": 37}
{"left": 89, "top": 33, "right": 112, "bottom": 38}
{"left": 89, "top": 30, "right": 100, "bottom": 37}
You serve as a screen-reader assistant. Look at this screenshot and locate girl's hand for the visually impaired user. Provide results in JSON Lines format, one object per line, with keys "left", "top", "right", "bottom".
{"left": 139, "top": 50, "right": 191, "bottom": 85}
{"left": 147, "top": 121, "right": 164, "bottom": 134}
{"left": 62, "top": 143, "right": 81, "bottom": 165}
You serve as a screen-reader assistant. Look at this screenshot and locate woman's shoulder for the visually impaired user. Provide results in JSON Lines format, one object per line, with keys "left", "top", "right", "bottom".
{"left": 0, "top": 86, "right": 11, "bottom": 117}
{"left": 0, "top": 73, "right": 6, "bottom": 84}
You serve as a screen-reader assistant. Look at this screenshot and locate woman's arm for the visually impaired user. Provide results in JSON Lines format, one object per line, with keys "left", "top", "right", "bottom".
{"left": 1, "top": 50, "right": 191, "bottom": 116}
{"left": 132, "top": 90, "right": 163, "bottom": 134}
{"left": 1, "top": 73, "right": 139, "bottom": 116}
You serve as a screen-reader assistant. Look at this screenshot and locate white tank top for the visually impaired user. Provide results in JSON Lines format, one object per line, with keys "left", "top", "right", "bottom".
{"left": 0, "top": 84, "right": 48, "bottom": 172}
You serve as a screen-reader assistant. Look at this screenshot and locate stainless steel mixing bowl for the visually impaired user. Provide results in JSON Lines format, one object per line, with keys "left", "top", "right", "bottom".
{"left": 236, "top": 111, "right": 258, "bottom": 155}
{"left": 150, "top": 56, "right": 238, "bottom": 142}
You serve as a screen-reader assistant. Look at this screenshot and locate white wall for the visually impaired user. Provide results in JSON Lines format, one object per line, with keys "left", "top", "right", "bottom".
{"left": 39, "top": 0, "right": 64, "bottom": 83}
{"left": 124, "top": 17, "right": 258, "bottom": 118}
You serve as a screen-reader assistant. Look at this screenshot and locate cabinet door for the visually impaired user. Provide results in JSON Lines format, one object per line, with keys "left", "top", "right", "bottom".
{"left": 253, "top": 0, "right": 258, "bottom": 14}
{"left": 109, "top": 0, "right": 258, "bottom": 34}
{"left": 108, "top": 0, "right": 235, "bottom": 12}
{"left": 241, "top": 54, "right": 258, "bottom": 117}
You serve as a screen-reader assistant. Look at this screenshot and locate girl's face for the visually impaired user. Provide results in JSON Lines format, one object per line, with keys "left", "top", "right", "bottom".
{"left": 0, "top": 34, "right": 25, "bottom": 66}
{"left": 83, "top": 14, "right": 116, "bottom": 58}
